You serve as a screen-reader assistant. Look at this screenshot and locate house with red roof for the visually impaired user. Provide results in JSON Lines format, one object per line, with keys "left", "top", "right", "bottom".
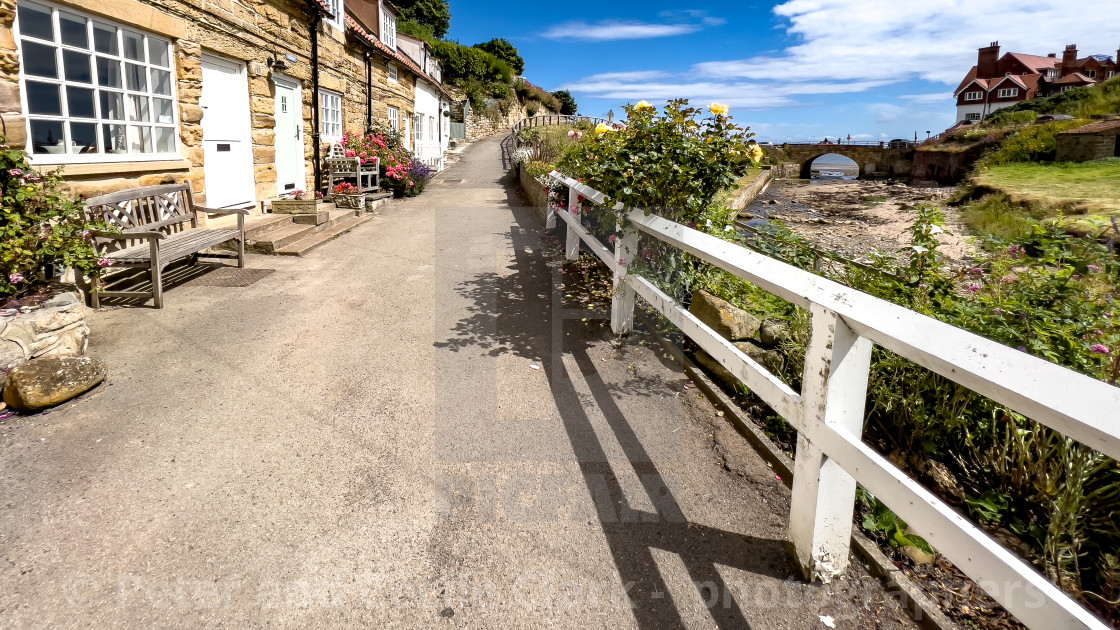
{"left": 954, "top": 42, "right": 1118, "bottom": 123}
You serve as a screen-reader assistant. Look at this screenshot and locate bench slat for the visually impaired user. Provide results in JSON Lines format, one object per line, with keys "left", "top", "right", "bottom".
{"left": 105, "top": 229, "right": 240, "bottom": 264}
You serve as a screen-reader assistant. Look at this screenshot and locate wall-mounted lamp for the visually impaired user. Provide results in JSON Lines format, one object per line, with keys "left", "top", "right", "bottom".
{"left": 268, "top": 58, "right": 289, "bottom": 73}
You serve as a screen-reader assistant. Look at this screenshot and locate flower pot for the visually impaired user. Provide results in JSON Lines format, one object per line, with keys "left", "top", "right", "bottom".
{"left": 332, "top": 193, "right": 365, "bottom": 210}
{"left": 271, "top": 198, "right": 322, "bottom": 214}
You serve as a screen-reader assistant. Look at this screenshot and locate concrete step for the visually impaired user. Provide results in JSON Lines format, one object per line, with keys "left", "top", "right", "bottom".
{"left": 274, "top": 215, "right": 373, "bottom": 256}
{"left": 249, "top": 222, "right": 317, "bottom": 254}
{"left": 292, "top": 208, "right": 359, "bottom": 226}
{"left": 244, "top": 214, "right": 295, "bottom": 240}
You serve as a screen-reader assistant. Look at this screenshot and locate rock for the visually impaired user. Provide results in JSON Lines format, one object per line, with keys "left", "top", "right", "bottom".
{"left": 901, "top": 543, "right": 936, "bottom": 565}
{"left": 692, "top": 349, "right": 738, "bottom": 392}
{"left": 3, "top": 357, "right": 107, "bottom": 411}
{"left": 0, "top": 295, "right": 89, "bottom": 371}
{"left": 734, "top": 341, "right": 784, "bottom": 375}
{"left": 689, "top": 290, "right": 761, "bottom": 341}
{"left": 760, "top": 320, "right": 791, "bottom": 348}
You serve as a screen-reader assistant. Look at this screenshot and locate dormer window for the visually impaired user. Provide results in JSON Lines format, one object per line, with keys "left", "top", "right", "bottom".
{"left": 997, "top": 87, "right": 1018, "bottom": 98}
{"left": 964, "top": 91, "right": 983, "bottom": 101}
{"left": 381, "top": 11, "right": 396, "bottom": 49}
{"left": 1086, "top": 70, "right": 1096, "bottom": 78}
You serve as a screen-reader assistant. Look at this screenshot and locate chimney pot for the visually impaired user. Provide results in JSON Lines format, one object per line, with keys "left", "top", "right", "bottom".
{"left": 1048, "top": 53, "right": 1057, "bottom": 58}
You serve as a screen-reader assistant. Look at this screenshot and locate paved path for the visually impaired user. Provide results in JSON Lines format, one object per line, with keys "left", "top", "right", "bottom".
{"left": 0, "top": 136, "right": 915, "bottom": 628}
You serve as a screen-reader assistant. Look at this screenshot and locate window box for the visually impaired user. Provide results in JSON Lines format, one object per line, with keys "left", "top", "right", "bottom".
{"left": 271, "top": 198, "right": 323, "bottom": 214}
{"left": 332, "top": 192, "right": 364, "bottom": 209}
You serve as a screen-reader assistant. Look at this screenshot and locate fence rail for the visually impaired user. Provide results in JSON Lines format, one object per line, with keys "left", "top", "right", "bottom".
{"left": 503, "top": 115, "right": 612, "bottom": 168}
{"left": 545, "top": 170, "right": 1120, "bottom": 630}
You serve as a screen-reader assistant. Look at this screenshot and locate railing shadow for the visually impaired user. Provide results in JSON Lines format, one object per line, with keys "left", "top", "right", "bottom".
{"left": 433, "top": 179, "right": 799, "bottom": 627}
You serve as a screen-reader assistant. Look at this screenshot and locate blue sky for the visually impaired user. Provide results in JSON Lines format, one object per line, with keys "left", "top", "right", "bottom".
{"left": 446, "top": 0, "right": 1120, "bottom": 143}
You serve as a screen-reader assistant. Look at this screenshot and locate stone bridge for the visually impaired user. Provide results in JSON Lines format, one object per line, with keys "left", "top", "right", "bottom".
{"left": 779, "top": 143, "right": 915, "bottom": 179}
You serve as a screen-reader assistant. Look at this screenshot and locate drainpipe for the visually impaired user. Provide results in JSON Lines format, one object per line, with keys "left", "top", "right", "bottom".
{"left": 310, "top": 11, "right": 323, "bottom": 194}
{"left": 365, "top": 52, "right": 373, "bottom": 133}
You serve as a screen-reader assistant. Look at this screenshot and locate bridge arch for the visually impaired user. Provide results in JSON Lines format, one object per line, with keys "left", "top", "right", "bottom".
{"left": 799, "top": 153, "right": 858, "bottom": 180}
{"left": 779, "top": 143, "right": 914, "bottom": 180}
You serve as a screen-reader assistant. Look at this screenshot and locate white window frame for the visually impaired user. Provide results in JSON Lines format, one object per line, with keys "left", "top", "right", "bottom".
{"left": 428, "top": 116, "right": 434, "bottom": 143}
{"left": 413, "top": 113, "right": 422, "bottom": 141}
{"left": 387, "top": 105, "right": 399, "bottom": 133}
{"left": 997, "top": 87, "right": 1018, "bottom": 98}
{"left": 1085, "top": 70, "right": 1096, "bottom": 79}
{"left": 325, "top": 0, "right": 344, "bottom": 31}
{"left": 388, "top": 64, "right": 398, "bottom": 83}
{"left": 14, "top": 0, "right": 180, "bottom": 164}
{"left": 319, "top": 89, "right": 342, "bottom": 142}
{"left": 965, "top": 113, "right": 982, "bottom": 122}
{"left": 381, "top": 8, "right": 396, "bottom": 49}
{"left": 964, "top": 91, "right": 982, "bottom": 101}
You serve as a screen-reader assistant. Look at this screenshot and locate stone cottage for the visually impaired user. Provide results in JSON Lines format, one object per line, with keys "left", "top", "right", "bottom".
{"left": 0, "top": 0, "right": 444, "bottom": 212}
{"left": 1056, "top": 119, "right": 1120, "bottom": 162}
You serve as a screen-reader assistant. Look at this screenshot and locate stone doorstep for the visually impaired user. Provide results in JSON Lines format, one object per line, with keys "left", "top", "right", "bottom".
{"left": 249, "top": 209, "right": 362, "bottom": 254}
{"left": 273, "top": 215, "right": 373, "bottom": 257}
{"left": 293, "top": 208, "right": 357, "bottom": 226}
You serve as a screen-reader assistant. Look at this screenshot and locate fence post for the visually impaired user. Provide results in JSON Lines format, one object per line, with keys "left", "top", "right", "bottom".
{"left": 788, "top": 302, "right": 873, "bottom": 580}
{"left": 545, "top": 180, "right": 557, "bottom": 229}
{"left": 566, "top": 188, "right": 581, "bottom": 260}
{"left": 610, "top": 224, "right": 637, "bottom": 334}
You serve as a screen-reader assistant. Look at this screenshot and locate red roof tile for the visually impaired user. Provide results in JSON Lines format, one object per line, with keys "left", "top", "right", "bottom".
{"left": 1059, "top": 119, "right": 1120, "bottom": 135}
{"left": 1055, "top": 72, "right": 1095, "bottom": 85}
{"left": 1006, "top": 53, "right": 1060, "bottom": 72}
{"left": 345, "top": 14, "right": 453, "bottom": 100}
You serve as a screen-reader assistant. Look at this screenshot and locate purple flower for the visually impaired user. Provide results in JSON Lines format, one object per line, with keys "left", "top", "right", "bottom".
{"left": 618, "top": 257, "right": 627, "bottom": 267}
{"left": 97, "top": 258, "right": 113, "bottom": 267}
{"left": 967, "top": 284, "right": 982, "bottom": 293}
{"left": 1090, "top": 344, "right": 1111, "bottom": 355}
{"left": 8, "top": 168, "right": 23, "bottom": 177}
{"left": 1017, "top": 346, "right": 1027, "bottom": 352}
{"left": 1002, "top": 275, "right": 1015, "bottom": 284}
{"left": 608, "top": 235, "right": 618, "bottom": 245}
{"left": 1088, "top": 265, "right": 1102, "bottom": 273}
{"left": 9, "top": 273, "right": 24, "bottom": 284}
{"left": 993, "top": 308, "right": 1003, "bottom": 315}
{"left": 969, "top": 267, "right": 983, "bottom": 275}
{"left": 1007, "top": 244, "right": 1025, "bottom": 259}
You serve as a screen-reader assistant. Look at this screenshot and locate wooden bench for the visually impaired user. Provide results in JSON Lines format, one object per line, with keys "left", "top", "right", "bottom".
{"left": 84, "top": 183, "right": 249, "bottom": 309}
{"left": 326, "top": 143, "right": 380, "bottom": 193}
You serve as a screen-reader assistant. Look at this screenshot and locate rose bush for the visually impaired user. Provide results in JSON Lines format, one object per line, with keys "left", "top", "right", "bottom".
{"left": 1, "top": 136, "right": 111, "bottom": 299}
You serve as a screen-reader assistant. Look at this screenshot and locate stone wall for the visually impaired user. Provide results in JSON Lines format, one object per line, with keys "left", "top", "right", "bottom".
{"left": 0, "top": 0, "right": 416, "bottom": 211}
{"left": 1056, "top": 132, "right": 1120, "bottom": 163}
{"left": 910, "top": 147, "right": 986, "bottom": 185}
{"left": 0, "top": 293, "right": 89, "bottom": 373}
{"left": 518, "top": 162, "right": 549, "bottom": 222}
{"left": 445, "top": 88, "right": 557, "bottom": 142}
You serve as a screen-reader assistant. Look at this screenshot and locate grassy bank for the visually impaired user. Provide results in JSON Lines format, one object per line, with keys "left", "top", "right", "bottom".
{"left": 972, "top": 159, "right": 1120, "bottom": 235}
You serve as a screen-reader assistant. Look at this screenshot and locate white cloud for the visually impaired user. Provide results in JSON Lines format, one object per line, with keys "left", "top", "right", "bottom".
{"left": 901, "top": 93, "right": 954, "bottom": 104}
{"left": 542, "top": 11, "right": 726, "bottom": 42}
{"left": 694, "top": 0, "right": 1120, "bottom": 86}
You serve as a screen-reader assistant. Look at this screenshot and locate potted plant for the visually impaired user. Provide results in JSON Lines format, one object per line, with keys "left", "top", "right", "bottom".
{"left": 271, "top": 190, "right": 324, "bottom": 214}
{"left": 332, "top": 182, "right": 365, "bottom": 209}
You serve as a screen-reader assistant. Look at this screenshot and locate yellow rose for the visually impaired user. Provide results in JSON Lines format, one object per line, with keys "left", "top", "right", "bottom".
{"left": 595, "top": 123, "right": 612, "bottom": 135}
{"left": 710, "top": 102, "right": 729, "bottom": 116}
{"left": 635, "top": 100, "right": 654, "bottom": 112}
{"left": 747, "top": 144, "right": 763, "bottom": 163}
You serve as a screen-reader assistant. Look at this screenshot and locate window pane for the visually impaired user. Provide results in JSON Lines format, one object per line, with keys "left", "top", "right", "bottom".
{"left": 17, "top": 4, "right": 53, "bottom": 40}
{"left": 63, "top": 50, "right": 92, "bottom": 83}
{"left": 93, "top": 23, "right": 117, "bottom": 54}
{"left": 59, "top": 13, "right": 88, "bottom": 48}
{"left": 99, "top": 91, "right": 124, "bottom": 120}
{"left": 154, "top": 126, "right": 174, "bottom": 153}
{"left": 102, "top": 123, "right": 126, "bottom": 153}
{"left": 128, "top": 94, "right": 149, "bottom": 121}
{"left": 154, "top": 97, "right": 173, "bottom": 123}
{"left": 67, "top": 86, "right": 96, "bottom": 118}
{"left": 150, "top": 69, "right": 171, "bottom": 95}
{"left": 22, "top": 41, "right": 58, "bottom": 78}
{"left": 147, "top": 39, "right": 169, "bottom": 67}
{"left": 130, "top": 125, "right": 152, "bottom": 152}
{"left": 25, "top": 81, "right": 62, "bottom": 115}
{"left": 70, "top": 122, "right": 97, "bottom": 153}
{"left": 125, "top": 62, "right": 146, "bottom": 90}
{"left": 29, "top": 119, "right": 65, "bottom": 154}
{"left": 96, "top": 56, "right": 121, "bottom": 87}
{"left": 123, "top": 31, "right": 143, "bottom": 61}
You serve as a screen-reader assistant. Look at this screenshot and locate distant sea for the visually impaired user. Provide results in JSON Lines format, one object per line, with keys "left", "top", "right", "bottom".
{"left": 809, "top": 153, "right": 858, "bottom": 179}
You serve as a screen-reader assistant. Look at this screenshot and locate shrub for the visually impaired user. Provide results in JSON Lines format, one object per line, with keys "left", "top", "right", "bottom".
{"left": 473, "top": 38, "right": 524, "bottom": 75}
{"left": 432, "top": 40, "right": 510, "bottom": 85}
{"left": 551, "top": 90, "right": 578, "bottom": 115}
{"left": 977, "top": 119, "right": 1085, "bottom": 167}
{"left": 1, "top": 137, "right": 111, "bottom": 299}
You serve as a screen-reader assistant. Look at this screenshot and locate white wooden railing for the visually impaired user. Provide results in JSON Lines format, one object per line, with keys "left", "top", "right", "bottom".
{"left": 546, "top": 170, "right": 1120, "bottom": 630}
{"left": 414, "top": 141, "right": 444, "bottom": 172}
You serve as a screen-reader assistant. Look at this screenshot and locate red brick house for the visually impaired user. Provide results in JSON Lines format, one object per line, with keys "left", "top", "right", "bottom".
{"left": 954, "top": 42, "right": 1118, "bottom": 123}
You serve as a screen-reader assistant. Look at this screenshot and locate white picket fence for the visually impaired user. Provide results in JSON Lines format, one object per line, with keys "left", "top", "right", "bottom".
{"left": 546, "top": 170, "right": 1120, "bottom": 630}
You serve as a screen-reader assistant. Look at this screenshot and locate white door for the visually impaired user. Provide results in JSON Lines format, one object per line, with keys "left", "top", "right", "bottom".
{"left": 273, "top": 76, "right": 304, "bottom": 196}
{"left": 200, "top": 55, "right": 255, "bottom": 209}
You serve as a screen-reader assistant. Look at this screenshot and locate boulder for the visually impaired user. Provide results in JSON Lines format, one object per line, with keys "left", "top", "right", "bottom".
{"left": 734, "top": 341, "right": 784, "bottom": 375}
{"left": 759, "top": 319, "right": 791, "bottom": 348}
{"left": 0, "top": 293, "right": 90, "bottom": 371}
{"left": 689, "top": 290, "right": 761, "bottom": 341}
{"left": 3, "top": 356, "right": 107, "bottom": 411}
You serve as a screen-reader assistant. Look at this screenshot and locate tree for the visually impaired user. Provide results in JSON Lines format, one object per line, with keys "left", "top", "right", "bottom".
{"left": 552, "top": 90, "right": 578, "bottom": 115}
{"left": 473, "top": 38, "right": 524, "bottom": 76}
{"left": 393, "top": 0, "right": 451, "bottom": 39}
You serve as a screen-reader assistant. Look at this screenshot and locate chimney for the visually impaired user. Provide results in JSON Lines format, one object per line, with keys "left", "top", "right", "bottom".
{"left": 1047, "top": 53, "right": 1056, "bottom": 58}
{"left": 977, "top": 41, "right": 1000, "bottom": 78}
{"left": 1063, "top": 44, "right": 1078, "bottom": 71}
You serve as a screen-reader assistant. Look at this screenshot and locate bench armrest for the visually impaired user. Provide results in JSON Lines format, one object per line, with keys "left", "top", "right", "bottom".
{"left": 91, "top": 229, "right": 166, "bottom": 241}
{"left": 196, "top": 206, "right": 250, "bottom": 216}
